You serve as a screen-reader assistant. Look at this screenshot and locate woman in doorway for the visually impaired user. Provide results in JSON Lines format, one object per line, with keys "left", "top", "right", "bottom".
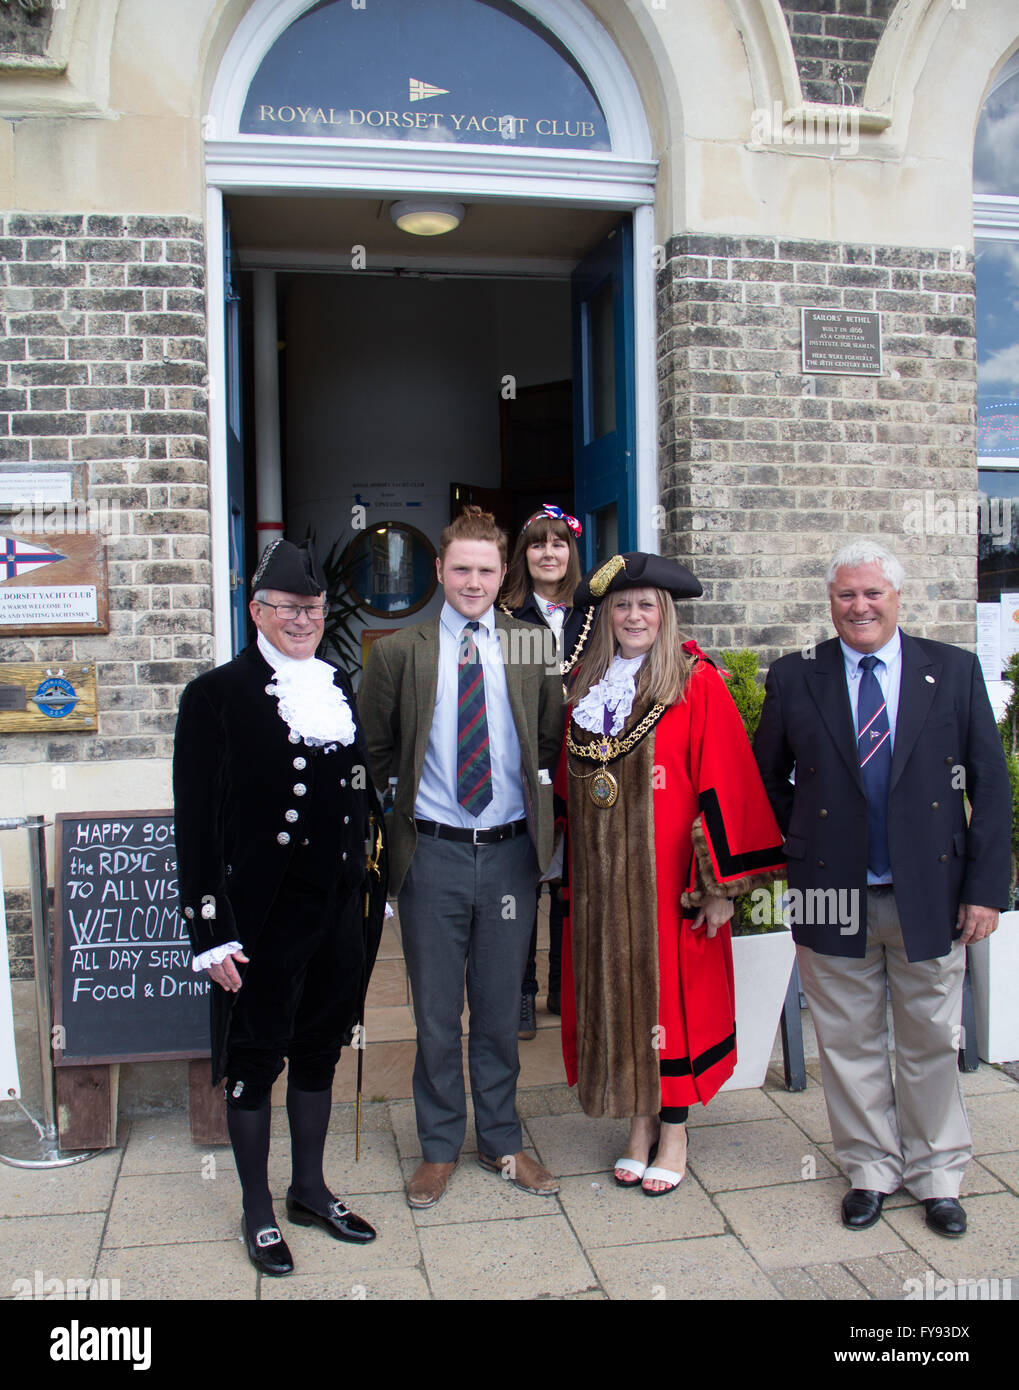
{"left": 560, "top": 554, "right": 784, "bottom": 1193}
{"left": 499, "top": 505, "right": 593, "bottom": 1038}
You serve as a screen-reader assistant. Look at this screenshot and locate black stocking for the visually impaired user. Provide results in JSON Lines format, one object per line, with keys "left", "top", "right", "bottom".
{"left": 226, "top": 1097, "right": 275, "bottom": 1231}
{"left": 287, "top": 1084, "right": 334, "bottom": 1212}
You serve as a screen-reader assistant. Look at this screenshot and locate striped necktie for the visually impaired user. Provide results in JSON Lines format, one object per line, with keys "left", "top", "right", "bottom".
{"left": 457, "top": 621, "right": 493, "bottom": 815}
{"left": 858, "top": 654, "right": 891, "bottom": 877}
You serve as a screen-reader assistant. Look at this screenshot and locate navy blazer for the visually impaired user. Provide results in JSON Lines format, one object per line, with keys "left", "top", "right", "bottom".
{"left": 753, "top": 631, "right": 1011, "bottom": 961}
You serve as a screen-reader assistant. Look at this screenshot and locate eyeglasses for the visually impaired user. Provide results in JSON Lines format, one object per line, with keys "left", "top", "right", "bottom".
{"left": 256, "top": 601, "right": 328, "bottom": 621}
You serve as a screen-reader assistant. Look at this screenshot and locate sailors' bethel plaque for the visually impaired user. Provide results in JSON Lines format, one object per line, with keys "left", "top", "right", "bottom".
{"left": 801, "top": 309, "right": 883, "bottom": 377}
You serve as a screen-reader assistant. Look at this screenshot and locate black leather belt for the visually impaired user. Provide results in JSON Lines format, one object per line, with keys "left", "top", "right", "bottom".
{"left": 415, "top": 817, "right": 527, "bottom": 845}
{"left": 868, "top": 883, "right": 895, "bottom": 894}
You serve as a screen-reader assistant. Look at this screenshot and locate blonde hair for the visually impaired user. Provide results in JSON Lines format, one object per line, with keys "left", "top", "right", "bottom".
{"left": 568, "top": 588, "right": 693, "bottom": 708}
{"left": 439, "top": 505, "right": 507, "bottom": 563}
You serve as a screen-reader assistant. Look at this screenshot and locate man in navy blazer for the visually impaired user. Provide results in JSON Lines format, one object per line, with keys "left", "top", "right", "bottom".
{"left": 754, "top": 540, "right": 1011, "bottom": 1239}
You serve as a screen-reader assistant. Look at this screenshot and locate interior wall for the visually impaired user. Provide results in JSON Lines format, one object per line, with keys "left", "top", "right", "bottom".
{"left": 280, "top": 271, "right": 571, "bottom": 643}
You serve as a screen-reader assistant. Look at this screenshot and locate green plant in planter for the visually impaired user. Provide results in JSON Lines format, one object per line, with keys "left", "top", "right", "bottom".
{"left": 998, "top": 650, "right": 1019, "bottom": 908}
{"left": 306, "top": 528, "right": 364, "bottom": 673}
{"left": 721, "top": 647, "right": 787, "bottom": 935}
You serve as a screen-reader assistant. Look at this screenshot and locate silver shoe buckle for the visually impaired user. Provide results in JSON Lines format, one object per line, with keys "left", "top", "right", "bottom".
{"left": 255, "top": 1227, "right": 281, "bottom": 1248}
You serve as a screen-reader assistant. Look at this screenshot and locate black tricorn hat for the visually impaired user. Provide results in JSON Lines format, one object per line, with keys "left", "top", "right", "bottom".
{"left": 250, "top": 538, "right": 326, "bottom": 596}
{"left": 573, "top": 552, "right": 702, "bottom": 607}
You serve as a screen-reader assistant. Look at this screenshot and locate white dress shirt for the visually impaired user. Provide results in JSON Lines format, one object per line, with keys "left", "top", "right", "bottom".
{"left": 839, "top": 628, "right": 902, "bottom": 885}
{"left": 414, "top": 602, "right": 526, "bottom": 828}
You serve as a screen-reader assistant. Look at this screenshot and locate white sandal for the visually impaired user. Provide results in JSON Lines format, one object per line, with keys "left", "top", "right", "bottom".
{"left": 613, "top": 1139, "right": 658, "bottom": 1189}
{"left": 613, "top": 1158, "right": 647, "bottom": 1188}
{"left": 641, "top": 1165, "right": 683, "bottom": 1196}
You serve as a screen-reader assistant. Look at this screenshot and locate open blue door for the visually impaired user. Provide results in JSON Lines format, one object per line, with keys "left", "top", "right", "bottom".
{"left": 571, "top": 217, "right": 637, "bottom": 569}
{"left": 223, "top": 211, "right": 247, "bottom": 654}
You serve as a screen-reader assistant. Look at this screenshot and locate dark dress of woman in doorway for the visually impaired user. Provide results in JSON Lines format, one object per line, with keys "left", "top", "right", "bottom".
{"left": 499, "top": 504, "right": 594, "bottom": 1039}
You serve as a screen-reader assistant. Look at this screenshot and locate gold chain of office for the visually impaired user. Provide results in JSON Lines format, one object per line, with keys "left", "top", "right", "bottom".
{"left": 566, "top": 703, "right": 666, "bottom": 808}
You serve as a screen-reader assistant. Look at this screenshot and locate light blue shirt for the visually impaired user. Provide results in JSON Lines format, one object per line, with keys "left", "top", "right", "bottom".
{"left": 414, "top": 602, "right": 525, "bottom": 828}
{"left": 840, "top": 628, "right": 901, "bottom": 884}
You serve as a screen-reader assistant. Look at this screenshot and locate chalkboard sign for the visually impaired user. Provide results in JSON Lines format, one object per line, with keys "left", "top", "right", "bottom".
{"left": 53, "top": 811, "right": 209, "bottom": 1065}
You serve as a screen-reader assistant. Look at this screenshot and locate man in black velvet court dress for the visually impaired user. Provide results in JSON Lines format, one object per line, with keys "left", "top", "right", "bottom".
{"left": 173, "top": 538, "right": 387, "bottom": 1276}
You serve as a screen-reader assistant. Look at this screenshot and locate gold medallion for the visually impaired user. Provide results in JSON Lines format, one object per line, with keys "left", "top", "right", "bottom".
{"left": 590, "top": 768, "right": 618, "bottom": 808}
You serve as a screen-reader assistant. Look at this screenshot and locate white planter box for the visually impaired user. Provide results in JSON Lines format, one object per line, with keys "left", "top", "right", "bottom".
{"left": 968, "top": 909, "right": 1019, "bottom": 1064}
{"left": 722, "top": 927, "right": 796, "bottom": 1091}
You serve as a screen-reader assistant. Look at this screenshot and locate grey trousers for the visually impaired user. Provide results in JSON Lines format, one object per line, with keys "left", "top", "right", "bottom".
{"left": 398, "top": 831, "right": 538, "bottom": 1162}
{"left": 797, "top": 887, "right": 971, "bottom": 1199}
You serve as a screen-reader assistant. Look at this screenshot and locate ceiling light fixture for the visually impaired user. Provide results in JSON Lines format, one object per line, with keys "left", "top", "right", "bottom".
{"left": 390, "top": 200, "right": 465, "bottom": 236}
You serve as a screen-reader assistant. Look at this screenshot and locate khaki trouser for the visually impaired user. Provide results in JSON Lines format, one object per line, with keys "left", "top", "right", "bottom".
{"left": 796, "top": 886, "right": 971, "bottom": 1199}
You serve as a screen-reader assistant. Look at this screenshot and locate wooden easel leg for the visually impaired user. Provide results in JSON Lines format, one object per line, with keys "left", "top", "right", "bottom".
{"left": 55, "top": 1064, "right": 119, "bottom": 1149}
{"left": 188, "top": 1060, "right": 228, "bottom": 1144}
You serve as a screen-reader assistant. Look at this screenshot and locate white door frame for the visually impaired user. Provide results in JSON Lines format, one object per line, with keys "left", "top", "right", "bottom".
{"left": 204, "top": 0, "right": 658, "bottom": 663}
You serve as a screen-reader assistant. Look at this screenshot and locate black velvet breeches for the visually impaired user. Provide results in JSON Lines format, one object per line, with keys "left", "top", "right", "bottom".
{"left": 225, "top": 874, "right": 365, "bottom": 1100}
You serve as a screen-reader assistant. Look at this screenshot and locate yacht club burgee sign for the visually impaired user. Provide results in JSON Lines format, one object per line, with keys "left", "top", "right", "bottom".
{"left": 238, "top": 0, "right": 610, "bottom": 151}
{"left": 0, "top": 530, "right": 109, "bottom": 636}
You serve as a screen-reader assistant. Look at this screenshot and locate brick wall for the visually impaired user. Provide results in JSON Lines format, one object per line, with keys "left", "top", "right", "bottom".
{"left": 658, "top": 234, "right": 978, "bottom": 665}
{"left": 780, "top": 0, "right": 896, "bottom": 105}
{"left": 0, "top": 214, "right": 213, "bottom": 771}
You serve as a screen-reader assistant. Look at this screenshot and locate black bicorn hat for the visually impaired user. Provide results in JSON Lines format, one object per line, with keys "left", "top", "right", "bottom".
{"left": 573, "top": 552, "right": 703, "bottom": 607}
{"left": 250, "top": 538, "right": 326, "bottom": 596}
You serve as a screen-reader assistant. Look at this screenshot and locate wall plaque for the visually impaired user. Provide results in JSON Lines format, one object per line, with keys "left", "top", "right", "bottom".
{"left": 0, "top": 530, "right": 109, "bottom": 635}
{"left": 801, "top": 308, "right": 883, "bottom": 376}
{"left": 0, "top": 661, "right": 97, "bottom": 733}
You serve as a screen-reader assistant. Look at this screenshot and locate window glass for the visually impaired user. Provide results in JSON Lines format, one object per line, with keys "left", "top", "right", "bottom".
{"left": 974, "top": 64, "right": 1019, "bottom": 195}
{"left": 977, "top": 469, "right": 1019, "bottom": 603}
{"left": 241, "top": 0, "right": 609, "bottom": 151}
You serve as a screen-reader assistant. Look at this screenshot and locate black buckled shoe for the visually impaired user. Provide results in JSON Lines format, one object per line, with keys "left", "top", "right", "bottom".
{"left": 923, "top": 1197, "right": 966, "bottom": 1239}
{"left": 518, "top": 993, "right": 537, "bottom": 1040}
{"left": 841, "top": 1188, "right": 885, "bottom": 1230}
{"left": 285, "top": 1190, "right": 377, "bottom": 1243}
{"left": 241, "top": 1216, "right": 294, "bottom": 1276}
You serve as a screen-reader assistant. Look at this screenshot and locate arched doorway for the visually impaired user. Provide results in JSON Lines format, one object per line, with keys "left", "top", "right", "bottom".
{"left": 204, "top": 0, "right": 657, "bottom": 662}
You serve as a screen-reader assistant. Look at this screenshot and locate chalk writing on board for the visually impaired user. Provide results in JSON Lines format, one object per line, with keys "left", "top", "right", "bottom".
{"left": 54, "top": 813, "right": 209, "bottom": 1064}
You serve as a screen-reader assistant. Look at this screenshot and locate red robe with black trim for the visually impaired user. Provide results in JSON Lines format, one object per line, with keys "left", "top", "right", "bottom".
{"left": 559, "top": 654, "right": 785, "bottom": 1115}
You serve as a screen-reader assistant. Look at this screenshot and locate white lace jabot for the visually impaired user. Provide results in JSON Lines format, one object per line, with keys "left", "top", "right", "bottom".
{"left": 257, "top": 633, "right": 357, "bottom": 747}
{"left": 572, "top": 654, "right": 646, "bottom": 736}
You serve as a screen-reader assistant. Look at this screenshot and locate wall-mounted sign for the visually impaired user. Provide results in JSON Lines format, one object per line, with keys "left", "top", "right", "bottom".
{"left": 802, "top": 309, "right": 883, "bottom": 376}
{"left": 0, "top": 662, "right": 98, "bottom": 733}
{"left": 0, "top": 530, "right": 108, "bottom": 635}
{"left": 240, "top": 0, "right": 609, "bottom": 151}
{"left": 0, "top": 471, "right": 74, "bottom": 510}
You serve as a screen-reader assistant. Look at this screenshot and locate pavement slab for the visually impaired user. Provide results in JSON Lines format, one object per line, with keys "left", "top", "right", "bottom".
{"left": 415, "top": 1213, "right": 597, "bottom": 1299}
{"left": 882, "top": 1191, "right": 1019, "bottom": 1282}
{"left": 689, "top": 1116, "right": 838, "bottom": 1192}
{"left": 588, "top": 1234, "right": 781, "bottom": 1301}
{"left": 0, "top": 1145, "right": 121, "bottom": 1216}
{"left": 715, "top": 1177, "right": 908, "bottom": 1269}
{"left": 94, "top": 1240, "right": 256, "bottom": 1300}
{"left": 1, "top": 1212, "right": 107, "bottom": 1297}
{"left": 555, "top": 1168, "right": 724, "bottom": 1246}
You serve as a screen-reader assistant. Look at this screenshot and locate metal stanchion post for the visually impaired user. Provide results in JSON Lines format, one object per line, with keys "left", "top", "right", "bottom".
{"left": 0, "top": 815, "right": 98, "bottom": 1167}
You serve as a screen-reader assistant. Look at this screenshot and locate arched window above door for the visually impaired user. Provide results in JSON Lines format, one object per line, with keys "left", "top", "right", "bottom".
{"left": 239, "top": 0, "right": 610, "bottom": 151}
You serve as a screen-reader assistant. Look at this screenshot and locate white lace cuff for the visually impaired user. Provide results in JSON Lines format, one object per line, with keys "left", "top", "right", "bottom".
{"left": 192, "top": 941, "right": 244, "bottom": 972}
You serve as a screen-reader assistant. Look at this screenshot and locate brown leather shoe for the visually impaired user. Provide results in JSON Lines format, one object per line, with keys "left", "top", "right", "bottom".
{"left": 406, "top": 1159, "right": 459, "bottom": 1209}
{"left": 478, "top": 1149, "right": 559, "bottom": 1196}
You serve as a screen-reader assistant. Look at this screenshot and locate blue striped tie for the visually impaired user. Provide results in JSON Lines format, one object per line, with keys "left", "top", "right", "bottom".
{"left": 858, "top": 655, "right": 891, "bottom": 877}
{"left": 457, "top": 621, "right": 493, "bottom": 816}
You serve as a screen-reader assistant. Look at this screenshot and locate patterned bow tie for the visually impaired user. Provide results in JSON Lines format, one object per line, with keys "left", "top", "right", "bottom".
{"left": 545, "top": 601, "right": 567, "bottom": 615}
